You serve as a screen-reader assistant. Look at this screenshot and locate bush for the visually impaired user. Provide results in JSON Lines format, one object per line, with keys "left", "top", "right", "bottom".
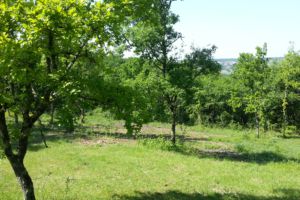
{"left": 138, "top": 137, "right": 186, "bottom": 152}
{"left": 286, "top": 125, "right": 297, "bottom": 135}
{"left": 56, "top": 106, "right": 76, "bottom": 132}
{"left": 235, "top": 143, "right": 249, "bottom": 153}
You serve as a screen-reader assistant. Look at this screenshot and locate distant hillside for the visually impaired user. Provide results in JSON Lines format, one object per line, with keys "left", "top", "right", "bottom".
{"left": 216, "top": 58, "right": 237, "bottom": 74}
{"left": 216, "top": 57, "right": 283, "bottom": 74}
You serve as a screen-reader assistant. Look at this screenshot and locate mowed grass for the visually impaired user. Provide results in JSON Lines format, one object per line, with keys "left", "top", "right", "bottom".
{"left": 1, "top": 112, "right": 300, "bottom": 199}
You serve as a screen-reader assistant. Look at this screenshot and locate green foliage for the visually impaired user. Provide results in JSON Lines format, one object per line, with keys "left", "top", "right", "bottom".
{"left": 193, "top": 75, "right": 234, "bottom": 126}
{"left": 229, "top": 44, "right": 270, "bottom": 136}
{"left": 138, "top": 137, "right": 185, "bottom": 151}
{"left": 230, "top": 44, "right": 269, "bottom": 112}
{"left": 278, "top": 52, "right": 300, "bottom": 89}
{"left": 55, "top": 105, "right": 76, "bottom": 132}
{"left": 276, "top": 52, "right": 300, "bottom": 134}
{"left": 86, "top": 55, "right": 160, "bottom": 135}
{"left": 187, "top": 45, "right": 299, "bottom": 133}
{"left": 0, "top": 1, "right": 159, "bottom": 198}
{"left": 235, "top": 143, "right": 250, "bottom": 153}
{"left": 128, "top": 0, "right": 181, "bottom": 66}
{"left": 184, "top": 46, "right": 222, "bottom": 75}
{"left": 1, "top": 0, "right": 300, "bottom": 198}
{"left": 79, "top": 0, "right": 187, "bottom": 138}
{"left": 0, "top": 0, "right": 138, "bottom": 123}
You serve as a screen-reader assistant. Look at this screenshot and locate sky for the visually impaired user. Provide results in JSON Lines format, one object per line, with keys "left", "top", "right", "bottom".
{"left": 171, "top": 0, "right": 300, "bottom": 58}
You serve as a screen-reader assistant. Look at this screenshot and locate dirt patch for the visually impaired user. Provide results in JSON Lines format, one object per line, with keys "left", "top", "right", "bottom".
{"left": 79, "top": 137, "right": 135, "bottom": 146}
{"left": 142, "top": 125, "right": 172, "bottom": 135}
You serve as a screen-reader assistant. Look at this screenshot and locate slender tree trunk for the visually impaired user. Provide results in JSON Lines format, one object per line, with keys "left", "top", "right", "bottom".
{"left": 171, "top": 111, "right": 176, "bottom": 145}
{"left": 10, "top": 83, "right": 19, "bottom": 125}
{"left": 14, "top": 113, "right": 19, "bottom": 125}
{"left": 8, "top": 156, "right": 36, "bottom": 200}
{"left": 38, "top": 119, "right": 48, "bottom": 148}
{"left": 80, "top": 108, "right": 85, "bottom": 124}
{"left": 282, "top": 86, "right": 288, "bottom": 138}
{"left": 49, "top": 103, "right": 54, "bottom": 126}
{"left": 40, "top": 130, "right": 48, "bottom": 148}
{"left": 255, "top": 113, "right": 260, "bottom": 138}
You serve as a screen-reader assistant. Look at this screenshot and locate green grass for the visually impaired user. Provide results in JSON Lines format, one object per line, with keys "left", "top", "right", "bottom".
{"left": 1, "top": 114, "right": 300, "bottom": 199}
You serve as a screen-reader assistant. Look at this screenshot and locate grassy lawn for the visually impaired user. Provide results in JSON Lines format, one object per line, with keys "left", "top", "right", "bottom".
{"left": 1, "top": 112, "right": 300, "bottom": 199}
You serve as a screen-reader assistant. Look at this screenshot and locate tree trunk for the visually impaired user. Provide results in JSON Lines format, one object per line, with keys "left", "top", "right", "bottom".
{"left": 0, "top": 109, "right": 36, "bottom": 200}
{"left": 8, "top": 109, "right": 12, "bottom": 117}
{"left": 80, "top": 108, "right": 85, "bottom": 124}
{"left": 7, "top": 156, "right": 36, "bottom": 200}
{"left": 282, "top": 86, "right": 288, "bottom": 138}
{"left": 255, "top": 113, "right": 260, "bottom": 138}
{"left": 171, "top": 111, "right": 176, "bottom": 145}
{"left": 49, "top": 103, "right": 54, "bottom": 126}
{"left": 38, "top": 119, "right": 48, "bottom": 148}
{"left": 10, "top": 83, "right": 19, "bottom": 125}
{"left": 14, "top": 112, "right": 19, "bottom": 125}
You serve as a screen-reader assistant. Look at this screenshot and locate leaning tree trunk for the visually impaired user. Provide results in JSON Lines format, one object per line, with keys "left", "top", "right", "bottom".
{"left": 7, "top": 156, "right": 35, "bottom": 200}
{"left": 7, "top": 128, "right": 36, "bottom": 200}
{"left": 0, "top": 108, "right": 37, "bottom": 200}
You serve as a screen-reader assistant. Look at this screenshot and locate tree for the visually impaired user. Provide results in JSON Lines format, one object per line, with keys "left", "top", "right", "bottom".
{"left": 182, "top": 46, "right": 222, "bottom": 122}
{"left": 127, "top": 0, "right": 183, "bottom": 144}
{"left": 230, "top": 44, "right": 270, "bottom": 138}
{"left": 184, "top": 46, "right": 221, "bottom": 76}
{"left": 276, "top": 52, "right": 300, "bottom": 137}
{"left": 128, "top": 0, "right": 181, "bottom": 77}
{"left": 0, "top": 0, "right": 144, "bottom": 199}
{"left": 193, "top": 74, "right": 235, "bottom": 127}
{"left": 86, "top": 54, "right": 159, "bottom": 137}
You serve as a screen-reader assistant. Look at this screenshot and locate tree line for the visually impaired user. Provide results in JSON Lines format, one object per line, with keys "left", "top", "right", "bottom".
{"left": 0, "top": 0, "right": 299, "bottom": 199}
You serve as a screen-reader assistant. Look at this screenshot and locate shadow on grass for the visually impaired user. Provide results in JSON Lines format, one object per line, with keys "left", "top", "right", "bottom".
{"left": 278, "top": 135, "right": 300, "bottom": 139}
{"left": 27, "top": 125, "right": 300, "bottom": 165}
{"left": 145, "top": 140, "right": 300, "bottom": 164}
{"left": 32, "top": 124, "right": 206, "bottom": 141}
{"left": 193, "top": 149, "right": 300, "bottom": 164}
{"left": 114, "top": 189, "right": 300, "bottom": 200}
{"left": 273, "top": 188, "right": 300, "bottom": 199}
{"left": 27, "top": 126, "right": 88, "bottom": 151}
{"left": 79, "top": 125, "right": 209, "bottom": 142}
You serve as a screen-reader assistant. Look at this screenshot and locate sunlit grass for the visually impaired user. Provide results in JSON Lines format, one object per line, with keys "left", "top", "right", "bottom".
{"left": 1, "top": 112, "right": 300, "bottom": 200}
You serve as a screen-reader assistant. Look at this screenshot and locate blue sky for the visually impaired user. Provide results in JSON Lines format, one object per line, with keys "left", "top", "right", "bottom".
{"left": 171, "top": 0, "right": 300, "bottom": 58}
